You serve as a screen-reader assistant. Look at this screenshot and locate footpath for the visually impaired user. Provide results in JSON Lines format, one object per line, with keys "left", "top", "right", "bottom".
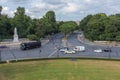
{"left": 0, "top": 38, "right": 49, "bottom": 49}
{"left": 77, "top": 34, "right": 120, "bottom": 47}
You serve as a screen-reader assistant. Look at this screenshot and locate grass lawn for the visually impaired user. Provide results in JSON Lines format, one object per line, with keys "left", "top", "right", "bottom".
{"left": 0, "top": 59, "right": 120, "bottom": 80}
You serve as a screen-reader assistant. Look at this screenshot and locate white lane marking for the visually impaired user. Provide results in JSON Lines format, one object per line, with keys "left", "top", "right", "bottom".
{"left": 48, "top": 49, "right": 58, "bottom": 57}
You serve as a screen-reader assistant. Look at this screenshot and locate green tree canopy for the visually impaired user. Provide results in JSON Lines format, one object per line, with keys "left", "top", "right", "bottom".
{"left": 0, "top": 6, "right": 2, "bottom": 15}
{"left": 11, "top": 7, "right": 32, "bottom": 38}
{"left": 59, "top": 21, "right": 77, "bottom": 37}
{"left": 43, "top": 11, "right": 57, "bottom": 34}
{"left": 80, "top": 13, "right": 120, "bottom": 41}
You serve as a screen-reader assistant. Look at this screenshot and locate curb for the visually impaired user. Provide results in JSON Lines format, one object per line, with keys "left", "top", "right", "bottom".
{"left": 77, "top": 34, "right": 120, "bottom": 47}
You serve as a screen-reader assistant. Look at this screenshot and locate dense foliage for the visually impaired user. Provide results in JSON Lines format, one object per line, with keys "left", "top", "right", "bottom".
{"left": 80, "top": 13, "right": 120, "bottom": 41}
{"left": 59, "top": 21, "right": 77, "bottom": 37}
{"left": 1, "top": 5, "right": 119, "bottom": 42}
{"left": 0, "top": 6, "right": 12, "bottom": 40}
{"left": 0, "top": 6, "right": 78, "bottom": 41}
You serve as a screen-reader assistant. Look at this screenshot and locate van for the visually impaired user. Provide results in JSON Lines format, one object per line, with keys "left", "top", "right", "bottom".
{"left": 20, "top": 41, "right": 41, "bottom": 50}
{"left": 73, "top": 46, "right": 85, "bottom": 52}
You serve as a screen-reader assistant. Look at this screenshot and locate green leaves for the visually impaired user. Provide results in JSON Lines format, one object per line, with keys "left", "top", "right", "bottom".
{"left": 59, "top": 21, "right": 77, "bottom": 37}
{"left": 0, "top": 6, "right": 2, "bottom": 15}
{"left": 80, "top": 13, "right": 120, "bottom": 41}
{"left": 44, "top": 11, "right": 56, "bottom": 22}
{"left": 14, "top": 7, "right": 25, "bottom": 16}
{"left": 12, "top": 7, "right": 32, "bottom": 38}
{"left": 42, "top": 11, "right": 57, "bottom": 34}
{"left": 27, "top": 34, "right": 38, "bottom": 41}
{"left": 0, "top": 14, "right": 12, "bottom": 40}
{"left": 33, "top": 11, "right": 57, "bottom": 39}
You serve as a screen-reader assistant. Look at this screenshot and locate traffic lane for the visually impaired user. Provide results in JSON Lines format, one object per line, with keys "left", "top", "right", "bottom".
{"left": 55, "top": 51, "right": 116, "bottom": 59}
{"left": 67, "top": 33, "right": 120, "bottom": 58}
{"left": 1, "top": 32, "right": 119, "bottom": 61}
{"left": 75, "top": 32, "right": 120, "bottom": 57}
{"left": 1, "top": 46, "right": 119, "bottom": 61}
{"left": 57, "top": 44, "right": 120, "bottom": 58}
{"left": 1, "top": 43, "right": 56, "bottom": 61}
{"left": 67, "top": 33, "right": 100, "bottom": 52}
{"left": 1, "top": 48, "right": 41, "bottom": 61}
{"left": 1, "top": 33, "right": 63, "bottom": 61}
{"left": 1, "top": 50, "right": 15, "bottom": 61}
{"left": 67, "top": 33, "right": 86, "bottom": 46}
{"left": 68, "top": 33, "right": 108, "bottom": 49}
{"left": 43, "top": 34, "right": 63, "bottom": 58}
{"left": 53, "top": 33, "right": 64, "bottom": 39}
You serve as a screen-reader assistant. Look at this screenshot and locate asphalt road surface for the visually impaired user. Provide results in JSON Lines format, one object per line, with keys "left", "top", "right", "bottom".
{"left": 0, "top": 33, "right": 120, "bottom": 61}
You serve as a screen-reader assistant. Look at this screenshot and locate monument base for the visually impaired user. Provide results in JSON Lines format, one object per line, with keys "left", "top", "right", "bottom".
{"left": 13, "top": 35, "right": 19, "bottom": 42}
{"left": 13, "top": 27, "right": 19, "bottom": 43}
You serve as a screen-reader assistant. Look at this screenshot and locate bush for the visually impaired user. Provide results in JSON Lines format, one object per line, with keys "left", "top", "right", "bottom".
{"left": 116, "top": 36, "right": 120, "bottom": 41}
{"left": 27, "top": 34, "right": 38, "bottom": 41}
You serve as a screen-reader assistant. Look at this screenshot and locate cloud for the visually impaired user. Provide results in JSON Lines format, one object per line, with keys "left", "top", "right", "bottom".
{"left": 0, "top": 0, "right": 8, "bottom": 4}
{"left": 30, "top": 3, "right": 46, "bottom": 12}
{"left": 85, "top": 0, "right": 91, "bottom": 2}
{"left": 0, "top": 0, "right": 120, "bottom": 20}
{"left": 42, "top": 0, "right": 63, "bottom": 5}
{"left": 61, "top": 3, "right": 80, "bottom": 13}
{"left": 1, "top": 6, "right": 14, "bottom": 17}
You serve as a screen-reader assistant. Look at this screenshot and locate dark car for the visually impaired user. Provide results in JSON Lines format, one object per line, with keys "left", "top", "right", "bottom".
{"left": 0, "top": 45, "right": 8, "bottom": 49}
{"left": 20, "top": 41, "right": 41, "bottom": 50}
{"left": 103, "top": 49, "right": 112, "bottom": 52}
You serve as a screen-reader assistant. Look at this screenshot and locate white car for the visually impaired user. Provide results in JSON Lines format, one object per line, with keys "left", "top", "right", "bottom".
{"left": 64, "top": 50, "right": 76, "bottom": 54}
{"left": 94, "top": 49, "right": 102, "bottom": 53}
{"left": 59, "top": 47, "right": 68, "bottom": 52}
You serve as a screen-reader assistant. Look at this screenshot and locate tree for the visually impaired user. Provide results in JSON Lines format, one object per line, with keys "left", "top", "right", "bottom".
{"left": 35, "top": 18, "right": 46, "bottom": 38}
{"left": 43, "top": 11, "right": 57, "bottom": 34}
{"left": 0, "top": 14, "right": 12, "bottom": 39}
{"left": 59, "top": 21, "right": 77, "bottom": 37}
{"left": 27, "top": 34, "right": 38, "bottom": 41}
{"left": 80, "top": 13, "right": 120, "bottom": 41}
{"left": 0, "top": 6, "right": 2, "bottom": 15}
{"left": 44, "top": 11, "right": 56, "bottom": 22}
{"left": 80, "top": 15, "right": 93, "bottom": 31}
{"left": 0, "top": 6, "right": 13, "bottom": 40}
{"left": 11, "top": 7, "right": 32, "bottom": 37}
{"left": 27, "top": 19, "right": 37, "bottom": 35}
{"left": 15, "top": 7, "right": 25, "bottom": 16}
{"left": 116, "top": 36, "right": 120, "bottom": 41}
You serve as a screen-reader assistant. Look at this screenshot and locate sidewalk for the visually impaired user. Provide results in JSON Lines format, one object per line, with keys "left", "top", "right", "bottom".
{"left": 41, "top": 39, "right": 49, "bottom": 46}
{"left": 77, "top": 34, "right": 120, "bottom": 47}
{"left": 0, "top": 38, "right": 49, "bottom": 49}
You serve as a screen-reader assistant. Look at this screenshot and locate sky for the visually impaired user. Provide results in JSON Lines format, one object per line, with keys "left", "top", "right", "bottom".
{"left": 0, "top": 0, "right": 120, "bottom": 21}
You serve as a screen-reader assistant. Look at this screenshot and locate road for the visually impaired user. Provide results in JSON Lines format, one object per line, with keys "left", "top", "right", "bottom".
{"left": 67, "top": 33, "right": 120, "bottom": 58}
{"left": 0, "top": 33, "right": 63, "bottom": 61}
{"left": 0, "top": 32, "right": 120, "bottom": 61}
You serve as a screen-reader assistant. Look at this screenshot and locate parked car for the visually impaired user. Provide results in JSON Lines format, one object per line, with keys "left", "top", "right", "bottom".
{"left": 20, "top": 41, "right": 41, "bottom": 50}
{"left": 94, "top": 49, "right": 102, "bottom": 53}
{"left": 59, "top": 47, "right": 69, "bottom": 52}
{"left": 64, "top": 50, "right": 76, "bottom": 54}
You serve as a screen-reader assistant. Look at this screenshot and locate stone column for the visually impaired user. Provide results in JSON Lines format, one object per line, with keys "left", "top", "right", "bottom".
{"left": 13, "top": 27, "right": 19, "bottom": 42}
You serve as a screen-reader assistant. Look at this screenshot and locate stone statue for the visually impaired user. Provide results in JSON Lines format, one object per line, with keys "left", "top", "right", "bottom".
{"left": 13, "top": 27, "right": 19, "bottom": 42}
